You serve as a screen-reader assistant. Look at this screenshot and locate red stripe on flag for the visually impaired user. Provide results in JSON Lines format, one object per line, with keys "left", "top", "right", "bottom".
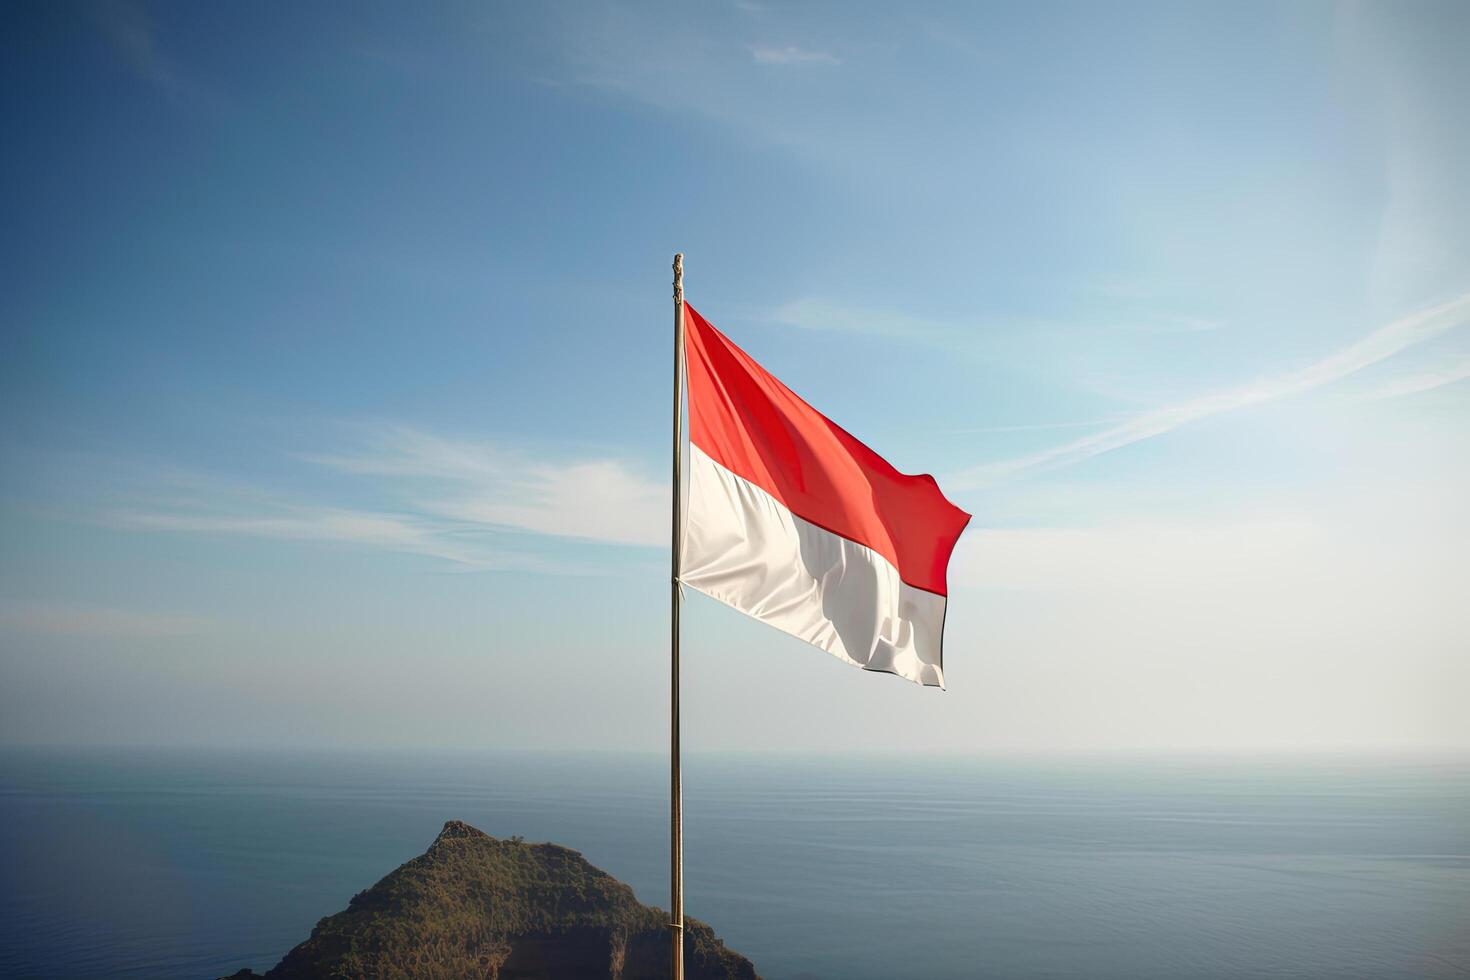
{"left": 684, "top": 302, "right": 971, "bottom": 596}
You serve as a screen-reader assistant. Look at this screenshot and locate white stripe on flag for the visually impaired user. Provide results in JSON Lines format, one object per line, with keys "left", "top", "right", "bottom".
{"left": 681, "top": 443, "right": 948, "bottom": 687}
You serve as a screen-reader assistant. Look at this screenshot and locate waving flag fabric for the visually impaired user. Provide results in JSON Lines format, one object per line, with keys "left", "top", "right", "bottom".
{"left": 680, "top": 303, "right": 971, "bottom": 688}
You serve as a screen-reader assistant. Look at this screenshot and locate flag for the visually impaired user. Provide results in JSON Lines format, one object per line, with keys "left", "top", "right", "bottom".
{"left": 679, "top": 303, "right": 971, "bottom": 688}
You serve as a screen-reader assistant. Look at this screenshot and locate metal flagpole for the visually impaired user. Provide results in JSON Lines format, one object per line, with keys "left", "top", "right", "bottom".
{"left": 669, "top": 253, "right": 686, "bottom": 980}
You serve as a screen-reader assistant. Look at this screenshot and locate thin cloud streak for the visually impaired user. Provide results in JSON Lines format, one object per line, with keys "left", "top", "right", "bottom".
{"left": 90, "top": 426, "right": 665, "bottom": 571}
{"left": 544, "top": 6, "right": 858, "bottom": 165}
{"left": 952, "top": 291, "right": 1470, "bottom": 488}
{"left": 306, "top": 427, "right": 665, "bottom": 548}
{"left": 87, "top": 425, "right": 668, "bottom": 572}
{"left": 750, "top": 45, "right": 839, "bottom": 66}
{"left": 1360, "top": 354, "right": 1470, "bottom": 401}
{"left": 111, "top": 502, "right": 493, "bottom": 567}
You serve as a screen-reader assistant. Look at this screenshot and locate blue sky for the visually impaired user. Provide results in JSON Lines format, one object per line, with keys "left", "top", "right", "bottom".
{"left": 2, "top": 0, "right": 1466, "bottom": 752}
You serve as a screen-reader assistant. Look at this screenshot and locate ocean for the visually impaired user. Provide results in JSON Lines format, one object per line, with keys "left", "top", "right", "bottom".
{"left": 0, "top": 748, "right": 1465, "bottom": 979}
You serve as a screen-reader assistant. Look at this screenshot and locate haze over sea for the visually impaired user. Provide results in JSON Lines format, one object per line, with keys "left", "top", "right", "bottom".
{"left": 1, "top": 749, "right": 1465, "bottom": 980}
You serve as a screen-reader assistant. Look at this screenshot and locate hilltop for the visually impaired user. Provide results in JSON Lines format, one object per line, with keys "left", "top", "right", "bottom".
{"left": 220, "top": 820, "right": 758, "bottom": 979}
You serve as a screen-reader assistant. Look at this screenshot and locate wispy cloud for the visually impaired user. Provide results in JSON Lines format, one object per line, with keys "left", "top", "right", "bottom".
{"left": 952, "top": 291, "right": 1470, "bottom": 487}
{"left": 113, "top": 502, "right": 489, "bottom": 567}
{"left": 96, "top": 427, "right": 665, "bottom": 571}
{"left": 749, "top": 45, "right": 839, "bottom": 66}
{"left": 0, "top": 600, "right": 208, "bottom": 638}
{"left": 305, "top": 427, "right": 665, "bottom": 548}
{"left": 1359, "top": 354, "right": 1470, "bottom": 401}
{"left": 1339, "top": 4, "right": 1465, "bottom": 313}
{"left": 541, "top": 6, "right": 858, "bottom": 164}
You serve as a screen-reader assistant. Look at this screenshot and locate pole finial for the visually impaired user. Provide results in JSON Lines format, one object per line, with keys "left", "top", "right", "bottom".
{"left": 673, "top": 253, "right": 684, "bottom": 298}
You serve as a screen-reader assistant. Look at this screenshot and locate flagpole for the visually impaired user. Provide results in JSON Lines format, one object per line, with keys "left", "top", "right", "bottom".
{"left": 669, "top": 252, "right": 686, "bottom": 980}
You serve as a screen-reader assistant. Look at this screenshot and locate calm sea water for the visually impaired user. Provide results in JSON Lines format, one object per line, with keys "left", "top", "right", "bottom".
{"left": 0, "top": 748, "right": 1466, "bottom": 979}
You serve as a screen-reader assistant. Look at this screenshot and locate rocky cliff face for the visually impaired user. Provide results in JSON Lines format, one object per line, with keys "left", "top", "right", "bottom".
{"left": 220, "top": 820, "right": 758, "bottom": 980}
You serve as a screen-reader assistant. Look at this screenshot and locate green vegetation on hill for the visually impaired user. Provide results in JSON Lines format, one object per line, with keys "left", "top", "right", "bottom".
{"left": 221, "top": 820, "right": 758, "bottom": 980}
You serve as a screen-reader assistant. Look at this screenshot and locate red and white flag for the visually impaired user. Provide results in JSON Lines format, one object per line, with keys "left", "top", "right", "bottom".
{"left": 679, "top": 303, "right": 971, "bottom": 688}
